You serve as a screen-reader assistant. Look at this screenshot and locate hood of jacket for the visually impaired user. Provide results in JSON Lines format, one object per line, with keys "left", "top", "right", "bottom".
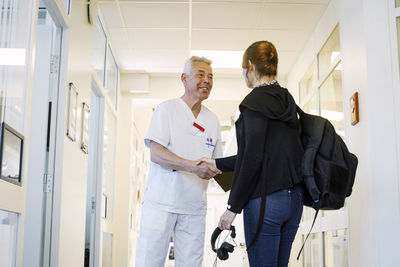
{"left": 239, "top": 83, "right": 299, "bottom": 128}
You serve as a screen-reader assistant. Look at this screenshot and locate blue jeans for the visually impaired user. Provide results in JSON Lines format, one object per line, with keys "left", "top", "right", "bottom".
{"left": 243, "top": 185, "right": 304, "bottom": 267}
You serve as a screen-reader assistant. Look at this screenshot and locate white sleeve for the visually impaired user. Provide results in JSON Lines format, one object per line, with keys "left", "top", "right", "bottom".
{"left": 144, "top": 103, "right": 170, "bottom": 148}
{"left": 212, "top": 121, "right": 223, "bottom": 158}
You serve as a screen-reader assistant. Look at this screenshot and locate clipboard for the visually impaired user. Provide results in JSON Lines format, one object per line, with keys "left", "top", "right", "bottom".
{"left": 213, "top": 172, "right": 234, "bottom": 192}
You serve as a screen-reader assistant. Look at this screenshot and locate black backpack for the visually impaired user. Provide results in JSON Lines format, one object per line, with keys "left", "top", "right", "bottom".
{"left": 296, "top": 105, "right": 358, "bottom": 259}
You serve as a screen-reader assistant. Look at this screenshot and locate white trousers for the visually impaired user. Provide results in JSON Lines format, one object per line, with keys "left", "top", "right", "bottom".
{"left": 135, "top": 205, "right": 206, "bottom": 267}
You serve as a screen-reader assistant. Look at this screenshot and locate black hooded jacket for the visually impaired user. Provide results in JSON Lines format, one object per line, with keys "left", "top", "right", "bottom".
{"left": 215, "top": 83, "right": 304, "bottom": 213}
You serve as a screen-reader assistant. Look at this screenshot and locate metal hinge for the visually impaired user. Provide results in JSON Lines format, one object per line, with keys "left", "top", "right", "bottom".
{"left": 91, "top": 197, "right": 96, "bottom": 213}
{"left": 44, "top": 174, "right": 53, "bottom": 193}
{"left": 50, "top": 55, "right": 59, "bottom": 73}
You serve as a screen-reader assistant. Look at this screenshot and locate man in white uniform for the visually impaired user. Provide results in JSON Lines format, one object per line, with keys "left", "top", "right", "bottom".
{"left": 135, "top": 56, "right": 223, "bottom": 267}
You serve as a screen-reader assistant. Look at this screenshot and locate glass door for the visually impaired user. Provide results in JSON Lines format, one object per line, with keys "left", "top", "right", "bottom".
{"left": 298, "top": 25, "right": 349, "bottom": 267}
{"left": 85, "top": 81, "right": 118, "bottom": 267}
{"left": 85, "top": 17, "right": 119, "bottom": 267}
{"left": 0, "top": 0, "right": 36, "bottom": 266}
{"left": 99, "top": 102, "right": 117, "bottom": 267}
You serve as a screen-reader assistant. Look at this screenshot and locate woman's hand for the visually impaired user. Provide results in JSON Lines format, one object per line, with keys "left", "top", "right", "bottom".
{"left": 218, "top": 209, "right": 237, "bottom": 230}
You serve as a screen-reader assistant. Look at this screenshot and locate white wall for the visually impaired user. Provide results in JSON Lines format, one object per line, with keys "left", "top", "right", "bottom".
{"left": 56, "top": 1, "right": 94, "bottom": 266}
{"left": 338, "top": 1, "right": 373, "bottom": 266}
{"left": 287, "top": 0, "right": 400, "bottom": 266}
{"left": 341, "top": 0, "right": 400, "bottom": 266}
{"left": 114, "top": 92, "right": 133, "bottom": 267}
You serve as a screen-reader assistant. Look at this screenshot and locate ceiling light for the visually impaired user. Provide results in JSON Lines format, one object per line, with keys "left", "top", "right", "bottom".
{"left": 191, "top": 50, "right": 243, "bottom": 69}
{"left": 0, "top": 48, "right": 26, "bottom": 66}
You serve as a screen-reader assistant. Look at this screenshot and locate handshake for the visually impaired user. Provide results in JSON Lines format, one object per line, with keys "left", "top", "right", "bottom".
{"left": 193, "top": 157, "right": 222, "bottom": 180}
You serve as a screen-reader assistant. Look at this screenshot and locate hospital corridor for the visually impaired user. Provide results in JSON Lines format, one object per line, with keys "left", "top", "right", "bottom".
{"left": 0, "top": 0, "right": 399, "bottom": 266}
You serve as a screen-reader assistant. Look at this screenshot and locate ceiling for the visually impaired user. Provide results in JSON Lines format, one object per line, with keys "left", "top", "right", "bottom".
{"left": 98, "top": 0, "right": 330, "bottom": 77}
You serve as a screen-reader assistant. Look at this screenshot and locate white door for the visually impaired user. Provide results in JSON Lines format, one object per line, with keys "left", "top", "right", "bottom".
{"left": 99, "top": 100, "right": 118, "bottom": 267}
{"left": 85, "top": 86, "right": 104, "bottom": 267}
{"left": 85, "top": 78, "right": 118, "bottom": 267}
{"left": 22, "top": 5, "right": 63, "bottom": 267}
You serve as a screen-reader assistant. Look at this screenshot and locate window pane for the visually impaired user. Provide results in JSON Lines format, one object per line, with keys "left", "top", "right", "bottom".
{"left": 323, "top": 201, "right": 347, "bottom": 217}
{"left": 303, "top": 93, "right": 319, "bottom": 115}
{"left": 324, "top": 229, "right": 349, "bottom": 267}
{"left": 302, "top": 207, "right": 313, "bottom": 222}
{"left": 396, "top": 0, "right": 400, "bottom": 8}
{"left": 302, "top": 207, "right": 319, "bottom": 225}
{"left": 303, "top": 234, "right": 311, "bottom": 267}
{"left": 0, "top": 209, "right": 18, "bottom": 267}
{"left": 303, "top": 233, "right": 322, "bottom": 267}
{"left": 318, "top": 25, "right": 340, "bottom": 79}
{"left": 93, "top": 20, "right": 106, "bottom": 85}
{"left": 105, "top": 45, "right": 118, "bottom": 108}
{"left": 319, "top": 63, "right": 344, "bottom": 138}
{"left": 299, "top": 61, "right": 316, "bottom": 104}
{"left": 0, "top": 0, "right": 34, "bottom": 133}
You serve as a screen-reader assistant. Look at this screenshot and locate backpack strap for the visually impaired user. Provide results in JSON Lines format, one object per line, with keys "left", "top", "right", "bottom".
{"left": 246, "top": 155, "right": 270, "bottom": 251}
{"left": 295, "top": 105, "right": 305, "bottom": 116}
{"left": 246, "top": 194, "right": 266, "bottom": 250}
{"left": 296, "top": 105, "right": 325, "bottom": 208}
{"left": 296, "top": 209, "right": 319, "bottom": 260}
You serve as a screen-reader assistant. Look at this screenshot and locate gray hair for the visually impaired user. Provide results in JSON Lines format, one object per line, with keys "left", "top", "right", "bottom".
{"left": 183, "top": 56, "right": 212, "bottom": 75}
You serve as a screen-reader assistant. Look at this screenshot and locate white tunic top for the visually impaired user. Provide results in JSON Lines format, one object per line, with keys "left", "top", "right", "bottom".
{"left": 143, "top": 98, "right": 223, "bottom": 215}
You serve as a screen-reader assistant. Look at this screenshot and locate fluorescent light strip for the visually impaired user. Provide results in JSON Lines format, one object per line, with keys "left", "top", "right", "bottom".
{"left": 191, "top": 50, "right": 243, "bottom": 69}
{"left": 0, "top": 48, "right": 26, "bottom": 66}
{"left": 129, "top": 90, "right": 149, "bottom": 94}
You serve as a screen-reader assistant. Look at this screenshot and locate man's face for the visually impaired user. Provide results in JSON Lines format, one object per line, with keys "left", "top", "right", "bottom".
{"left": 183, "top": 62, "right": 213, "bottom": 101}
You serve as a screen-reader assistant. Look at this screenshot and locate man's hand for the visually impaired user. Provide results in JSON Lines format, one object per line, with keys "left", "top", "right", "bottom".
{"left": 196, "top": 157, "right": 216, "bottom": 167}
{"left": 192, "top": 161, "right": 221, "bottom": 180}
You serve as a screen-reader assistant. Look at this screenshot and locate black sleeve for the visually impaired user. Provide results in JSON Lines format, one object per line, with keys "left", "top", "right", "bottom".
{"left": 227, "top": 109, "right": 268, "bottom": 213}
{"left": 215, "top": 155, "right": 236, "bottom": 172}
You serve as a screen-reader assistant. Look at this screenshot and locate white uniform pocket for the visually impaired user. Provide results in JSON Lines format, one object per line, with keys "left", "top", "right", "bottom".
{"left": 194, "top": 135, "right": 215, "bottom": 159}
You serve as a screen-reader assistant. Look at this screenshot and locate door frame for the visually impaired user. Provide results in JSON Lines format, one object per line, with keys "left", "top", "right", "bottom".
{"left": 387, "top": 0, "right": 400, "bottom": 214}
{"left": 86, "top": 78, "right": 105, "bottom": 267}
{"left": 22, "top": 6, "right": 65, "bottom": 266}
{"left": 39, "top": 0, "right": 71, "bottom": 266}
